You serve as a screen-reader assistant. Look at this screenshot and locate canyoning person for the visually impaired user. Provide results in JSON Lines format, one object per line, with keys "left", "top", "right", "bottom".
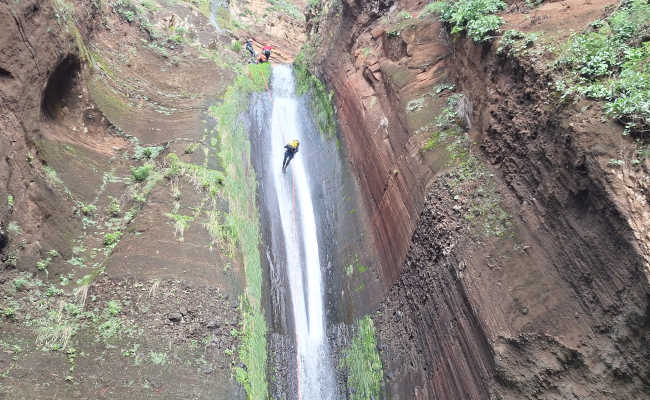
{"left": 282, "top": 139, "right": 299, "bottom": 173}
{"left": 245, "top": 38, "right": 255, "bottom": 57}
{"left": 262, "top": 45, "right": 272, "bottom": 61}
{"left": 256, "top": 52, "right": 268, "bottom": 64}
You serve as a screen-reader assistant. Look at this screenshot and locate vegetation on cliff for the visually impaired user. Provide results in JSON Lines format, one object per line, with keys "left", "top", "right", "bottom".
{"left": 422, "top": 0, "right": 506, "bottom": 41}
{"left": 208, "top": 62, "right": 271, "bottom": 399}
{"left": 339, "top": 316, "right": 384, "bottom": 400}
{"left": 294, "top": 48, "right": 337, "bottom": 139}
{"left": 555, "top": 0, "right": 650, "bottom": 135}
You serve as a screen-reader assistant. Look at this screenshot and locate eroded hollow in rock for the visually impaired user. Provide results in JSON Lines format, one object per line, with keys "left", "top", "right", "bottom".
{"left": 0, "top": 224, "right": 7, "bottom": 251}
{"left": 0, "top": 66, "right": 12, "bottom": 79}
{"left": 41, "top": 54, "right": 81, "bottom": 119}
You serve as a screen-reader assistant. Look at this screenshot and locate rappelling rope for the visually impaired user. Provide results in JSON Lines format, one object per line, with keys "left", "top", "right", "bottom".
{"left": 256, "top": 64, "right": 273, "bottom": 101}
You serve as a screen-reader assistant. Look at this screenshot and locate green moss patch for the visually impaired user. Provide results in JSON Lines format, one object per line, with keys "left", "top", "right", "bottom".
{"left": 294, "top": 50, "right": 337, "bottom": 139}
{"left": 339, "top": 316, "right": 384, "bottom": 400}
{"left": 422, "top": 93, "right": 511, "bottom": 238}
{"left": 207, "top": 62, "right": 271, "bottom": 399}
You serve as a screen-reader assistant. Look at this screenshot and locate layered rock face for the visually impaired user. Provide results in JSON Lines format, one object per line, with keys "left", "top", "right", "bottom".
{"left": 307, "top": 0, "right": 451, "bottom": 283}
{"left": 307, "top": 0, "right": 650, "bottom": 398}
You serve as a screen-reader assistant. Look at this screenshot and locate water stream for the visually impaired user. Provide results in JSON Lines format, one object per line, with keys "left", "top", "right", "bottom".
{"left": 267, "top": 65, "right": 337, "bottom": 399}
{"left": 208, "top": 0, "right": 225, "bottom": 32}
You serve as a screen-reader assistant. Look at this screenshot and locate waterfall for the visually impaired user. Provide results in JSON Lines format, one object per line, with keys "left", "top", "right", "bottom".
{"left": 209, "top": 0, "right": 225, "bottom": 32}
{"left": 268, "top": 64, "right": 337, "bottom": 399}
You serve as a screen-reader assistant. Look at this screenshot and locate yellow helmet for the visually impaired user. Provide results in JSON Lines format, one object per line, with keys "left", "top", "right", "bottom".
{"left": 290, "top": 140, "right": 299, "bottom": 148}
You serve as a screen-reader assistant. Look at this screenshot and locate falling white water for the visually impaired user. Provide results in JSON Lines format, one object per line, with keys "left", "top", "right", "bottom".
{"left": 208, "top": 0, "right": 225, "bottom": 32}
{"left": 269, "top": 64, "right": 337, "bottom": 399}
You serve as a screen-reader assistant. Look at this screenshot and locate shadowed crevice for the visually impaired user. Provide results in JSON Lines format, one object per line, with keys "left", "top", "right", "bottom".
{"left": 41, "top": 54, "right": 81, "bottom": 119}
{"left": 0, "top": 66, "right": 12, "bottom": 79}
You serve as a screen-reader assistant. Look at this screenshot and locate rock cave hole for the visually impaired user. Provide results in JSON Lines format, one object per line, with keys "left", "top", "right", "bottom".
{"left": 41, "top": 54, "right": 81, "bottom": 120}
{"left": 0, "top": 66, "right": 12, "bottom": 79}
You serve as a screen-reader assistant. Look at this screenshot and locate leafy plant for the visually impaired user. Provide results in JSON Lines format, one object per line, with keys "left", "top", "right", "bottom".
{"left": 497, "top": 30, "right": 538, "bottom": 56}
{"left": 555, "top": 0, "right": 650, "bottom": 134}
{"left": 170, "top": 26, "right": 186, "bottom": 44}
{"left": 134, "top": 145, "right": 164, "bottom": 160}
{"left": 440, "top": 0, "right": 506, "bottom": 42}
{"left": 267, "top": 0, "right": 304, "bottom": 21}
{"left": 147, "top": 42, "right": 170, "bottom": 58}
{"left": 12, "top": 277, "right": 29, "bottom": 291}
{"left": 107, "top": 300, "right": 121, "bottom": 316}
{"left": 131, "top": 164, "right": 153, "bottom": 182}
{"left": 46, "top": 285, "right": 64, "bottom": 297}
{"left": 97, "top": 318, "right": 122, "bottom": 341}
{"left": 434, "top": 82, "right": 456, "bottom": 94}
{"left": 2, "top": 306, "right": 16, "bottom": 319}
{"left": 104, "top": 231, "right": 123, "bottom": 247}
{"left": 36, "top": 258, "right": 51, "bottom": 272}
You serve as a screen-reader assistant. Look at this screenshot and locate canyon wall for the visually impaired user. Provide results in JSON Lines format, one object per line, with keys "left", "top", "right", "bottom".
{"left": 0, "top": 0, "right": 100, "bottom": 266}
{"left": 307, "top": 0, "right": 650, "bottom": 398}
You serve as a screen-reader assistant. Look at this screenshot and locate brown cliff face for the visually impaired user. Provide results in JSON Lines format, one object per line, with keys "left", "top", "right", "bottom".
{"left": 307, "top": 0, "right": 649, "bottom": 398}
{"left": 0, "top": 0, "right": 268, "bottom": 397}
{"left": 307, "top": 0, "right": 455, "bottom": 284}
{"left": 0, "top": 0, "right": 101, "bottom": 267}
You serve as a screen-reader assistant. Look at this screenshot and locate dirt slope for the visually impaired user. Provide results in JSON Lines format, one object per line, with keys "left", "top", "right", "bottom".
{"left": 0, "top": 0, "right": 284, "bottom": 397}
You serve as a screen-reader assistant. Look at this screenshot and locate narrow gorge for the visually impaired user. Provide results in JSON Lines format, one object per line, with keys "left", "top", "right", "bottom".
{"left": 0, "top": 0, "right": 648, "bottom": 398}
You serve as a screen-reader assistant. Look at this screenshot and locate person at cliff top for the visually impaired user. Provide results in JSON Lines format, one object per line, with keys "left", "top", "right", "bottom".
{"left": 262, "top": 45, "right": 272, "bottom": 61}
{"left": 282, "top": 139, "right": 299, "bottom": 173}
{"left": 256, "top": 52, "right": 268, "bottom": 64}
{"left": 245, "top": 38, "right": 255, "bottom": 57}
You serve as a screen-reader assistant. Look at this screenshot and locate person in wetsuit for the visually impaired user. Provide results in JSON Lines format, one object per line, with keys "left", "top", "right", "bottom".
{"left": 282, "top": 139, "right": 299, "bottom": 173}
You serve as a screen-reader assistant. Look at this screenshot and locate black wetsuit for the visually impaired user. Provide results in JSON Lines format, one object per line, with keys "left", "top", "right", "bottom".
{"left": 246, "top": 41, "right": 255, "bottom": 57}
{"left": 282, "top": 145, "right": 298, "bottom": 171}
